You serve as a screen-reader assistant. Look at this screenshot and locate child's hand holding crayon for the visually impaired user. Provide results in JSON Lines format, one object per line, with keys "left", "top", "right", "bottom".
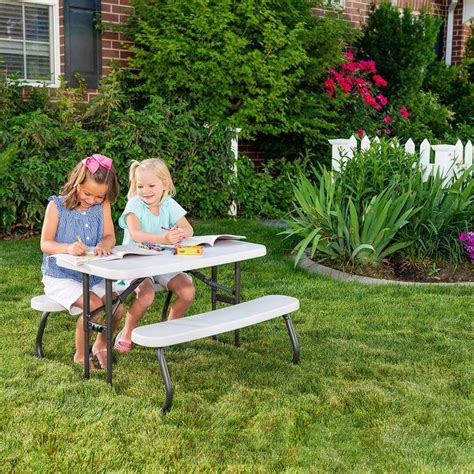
{"left": 162, "top": 226, "right": 185, "bottom": 245}
{"left": 68, "top": 235, "right": 89, "bottom": 256}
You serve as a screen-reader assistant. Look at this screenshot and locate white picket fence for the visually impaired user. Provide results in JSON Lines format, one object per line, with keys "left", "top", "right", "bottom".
{"left": 329, "top": 136, "right": 473, "bottom": 182}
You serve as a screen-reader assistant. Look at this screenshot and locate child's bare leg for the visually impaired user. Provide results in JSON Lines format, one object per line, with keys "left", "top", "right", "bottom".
{"left": 92, "top": 295, "right": 124, "bottom": 367}
{"left": 119, "top": 278, "right": 155, "bottom": 343}
{"left": 73, "top": 292, "right": 104, "bottom": 365}
{"left": 167, "top": 274, "right": 195, "bottom": 320}
{"left": 93, "top": 296, "right": 124, "bottom": 348}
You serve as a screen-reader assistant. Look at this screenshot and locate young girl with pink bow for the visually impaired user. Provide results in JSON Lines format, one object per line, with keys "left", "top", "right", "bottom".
{"left": 40, "top": 154, "right": 124, "bottom": 370}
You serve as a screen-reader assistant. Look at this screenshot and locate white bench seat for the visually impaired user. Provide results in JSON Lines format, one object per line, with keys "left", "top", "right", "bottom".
{"left": 132, "top": 295, "right": 300, "bottom": 348}
{"left": 131, "top": 295, "right": 300, "bottom": 414}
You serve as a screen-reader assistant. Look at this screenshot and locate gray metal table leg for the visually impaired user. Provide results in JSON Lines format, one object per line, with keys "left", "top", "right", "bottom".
{"left": 105, "top": 279, "right": 113, "bottom": 385}
{"left": 234, "top": 261, "right": 241, "bottom": 347}
{"left": 157, "top": 348, "right": 174, "bottom": 414}
{"left": 283, "top": 315, "right": 300, "bottom": 364}
{"left": 83, "top": 274, "right": 90, "bottom": 379}
{"left": 161, "top": 290, "right": 173, "bottom": 322}
{"left": 35, "top": 311, "right": 50, "bottom": 358}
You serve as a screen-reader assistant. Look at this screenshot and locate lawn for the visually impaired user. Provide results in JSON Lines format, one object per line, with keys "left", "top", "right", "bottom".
{"left": 1, "top": 220, "right": 472, "bottom": 471}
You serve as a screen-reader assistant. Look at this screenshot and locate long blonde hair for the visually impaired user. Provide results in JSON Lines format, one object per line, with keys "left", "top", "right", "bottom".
{"left": 60, "top": 159, "right": 120, "bottom": 209}
{"left": 127, "top": 158, "right": 175, "bottom": 204}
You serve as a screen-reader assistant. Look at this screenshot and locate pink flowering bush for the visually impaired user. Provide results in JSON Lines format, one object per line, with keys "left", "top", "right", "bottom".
{"left": 324, "top": 53, "right": 410, "bottom": 137}
{"left": 459, "top": 231, "right": 474, "bottom": 263}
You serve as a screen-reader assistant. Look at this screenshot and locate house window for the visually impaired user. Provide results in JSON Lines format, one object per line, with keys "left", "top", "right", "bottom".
{"left": 0, "top": 0, "right": 59, "bottom": 85}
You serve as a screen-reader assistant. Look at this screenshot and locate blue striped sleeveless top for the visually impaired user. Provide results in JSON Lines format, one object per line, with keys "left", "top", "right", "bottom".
{"left": 41, "top": 195, "right": 104, "bottom": 287}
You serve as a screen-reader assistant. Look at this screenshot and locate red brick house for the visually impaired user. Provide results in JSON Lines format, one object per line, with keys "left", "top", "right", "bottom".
{"left": 0, "top": 0, "right": 472, "bottom": 93}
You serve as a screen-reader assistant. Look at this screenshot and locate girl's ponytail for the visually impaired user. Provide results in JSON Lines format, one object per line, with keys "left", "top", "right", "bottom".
{"left": 127, "top": 160, "right": 141, "bottom": 200}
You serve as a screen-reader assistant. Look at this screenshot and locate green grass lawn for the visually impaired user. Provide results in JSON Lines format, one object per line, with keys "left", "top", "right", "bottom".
{"left": 1, "top": 220, "right": 472, "bottom": 471}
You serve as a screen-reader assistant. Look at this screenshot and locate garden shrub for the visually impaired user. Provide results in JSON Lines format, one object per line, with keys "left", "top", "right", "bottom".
{"left": 356, "top": 1, "right": 442, "bottom": 101}
{"left": 0, "top": 71, "right": 300, "bottom": 234}
{"left": 235, "top": 154, "right": 312, "bottom": 218}
{"left": 123, "top": 0, "right": 354, "bottom": 151}
{"left": 283, "top": 140, "right": 474, "bottom": 265}
{"left": 392, "top": 91, "right": 455, "bottom": 143}
{"left": 422, "top": 60, "right": 474, "bottom": 140}
{"left": 321, "top": 53, "right": 414, "bottom": 139}
{"left": 282, "top": 168, "right": 418, "bottom": 264}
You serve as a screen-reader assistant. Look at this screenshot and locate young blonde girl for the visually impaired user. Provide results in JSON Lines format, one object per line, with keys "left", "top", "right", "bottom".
{"left": 40, "top": 154, "right": 124, "bottom": 369}
{"left": 114, "top": 158, "right": 195, "bottom": 352}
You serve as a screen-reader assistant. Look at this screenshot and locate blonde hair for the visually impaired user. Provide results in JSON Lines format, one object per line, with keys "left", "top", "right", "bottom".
{"left": 127, "top": 158, "right": 175, "bottom": 204}
{"left": 60, "top": 159, "right": 120, "bottom": 209}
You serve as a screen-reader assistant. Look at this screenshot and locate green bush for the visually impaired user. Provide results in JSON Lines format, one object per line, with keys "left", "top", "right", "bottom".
{"left": 391, "top": 91, "right": 455, "bottom": 143}
{"left": 283, "top": 140, "right": 474, "bottom": 264}
{"left": 235, "top": 155, "right": 312, "bottom": 218}
{"left": 356, "top": 1, "right": 442, "bottom": 100}
{"left": 282, "top": 168, "right": 417, "bottom": 264}
{"left": 423, "top": 60, "right": 474, "bottom": 137}
{"left": 0, "top": 71, "right": 301, "bottom": 234}
{"left": 123, "top": 0, "right": 354, "bottom": 149}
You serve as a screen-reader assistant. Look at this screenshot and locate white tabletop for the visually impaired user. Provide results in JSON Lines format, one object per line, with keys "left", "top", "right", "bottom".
{"left": 56, "top": 240, "right": 267, "bottom": 280}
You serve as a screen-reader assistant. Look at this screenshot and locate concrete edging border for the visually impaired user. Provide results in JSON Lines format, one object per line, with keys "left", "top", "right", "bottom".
{"left": 296, "top": 253, "right": 474, "bottom": 286}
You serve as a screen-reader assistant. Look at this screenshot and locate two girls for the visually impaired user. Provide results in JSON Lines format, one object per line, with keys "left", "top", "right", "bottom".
{"left": 40, "top": 156, "right": 195, "bottom": 365}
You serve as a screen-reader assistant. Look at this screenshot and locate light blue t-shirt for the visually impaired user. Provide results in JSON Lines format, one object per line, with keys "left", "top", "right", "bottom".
{"left": 119, "top": 196, "right": 187, "bottom": 245}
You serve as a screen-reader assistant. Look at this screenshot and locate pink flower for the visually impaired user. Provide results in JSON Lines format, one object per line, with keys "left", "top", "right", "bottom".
{"left": 358, "top": 128, "right": 365, "bottom": 138}
{"left": 376, "top": 94, "right": 388, "bottom": 106}
{"left": 353, "top": 78, "right": 365, "bottom": 86}
{"left": 345, "top": 51, "right": 354, "bottom": 62}
{"left": 367, "top": 60, "right": 377, "bottom": 74}
{"left": 359, "top": 60, "right": 377, "bottom": 74}
{"left": 337, "top": 76, "right": 352, "bottom": 93}
{"left": 363, "top": 94, "right": 377, "bottom": 107}
{"left": 324, "top": 77, "right": 335, "bottom": 90}
{"left": 372, "top": 75, "right": 387, "bottom": 87}
{"left": 383, "top": 115, "right": 392, "bottom": 123}
{"left": 324, "top": 77, "right": 335, "bottom": 97}
{"left": 400, "top": 107, "right": 410, "bottom": 118}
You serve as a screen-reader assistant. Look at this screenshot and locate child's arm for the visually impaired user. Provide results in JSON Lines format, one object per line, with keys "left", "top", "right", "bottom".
{"left": 40, "top": 201, "right": 88, "bottom": 256}
{"left": 126, "top": 213, "right": 182, "bottom": 245}
{"left": 94, "top": 201, "right": 115, "bottom": 256}
{"left": 174, "top": 216, "right": 193, "bottom": 239}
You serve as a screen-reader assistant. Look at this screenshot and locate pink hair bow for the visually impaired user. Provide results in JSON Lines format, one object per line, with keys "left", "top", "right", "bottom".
{"left": 82, "top": 154, "right": 113, "bottom": 174}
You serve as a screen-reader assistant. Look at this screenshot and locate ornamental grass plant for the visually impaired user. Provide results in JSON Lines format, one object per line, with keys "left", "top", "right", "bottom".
{"left": 283, "top": 140, "right": 474, "bottom": 266}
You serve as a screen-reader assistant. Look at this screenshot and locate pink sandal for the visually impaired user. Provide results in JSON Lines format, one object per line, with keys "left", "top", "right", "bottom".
{"left": 91, "top": 346, "right": 108, "bottom": 369}
{"left": 114, "top": 330, "right": 132, "bottom": 353}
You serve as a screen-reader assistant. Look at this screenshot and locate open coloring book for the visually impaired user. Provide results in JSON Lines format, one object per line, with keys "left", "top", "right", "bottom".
{"left": 62, "top": 244, "right": 165, "bottom": 266}
{"left": 177, "top": 234, "right": 246, "bottom": 247}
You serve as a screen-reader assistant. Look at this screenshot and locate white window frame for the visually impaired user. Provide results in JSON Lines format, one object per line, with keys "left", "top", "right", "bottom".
{"left": 0, "top": 0, "right": 60, "bottom": 87}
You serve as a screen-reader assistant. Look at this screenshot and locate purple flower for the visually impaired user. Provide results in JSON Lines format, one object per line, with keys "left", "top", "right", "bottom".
{"left": 459, "top": 230, "right": 474, "bottom": 263}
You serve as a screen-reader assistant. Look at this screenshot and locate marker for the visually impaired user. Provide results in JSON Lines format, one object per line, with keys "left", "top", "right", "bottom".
{"left": 76, "top": 235, "right": 83, "bottom": 243}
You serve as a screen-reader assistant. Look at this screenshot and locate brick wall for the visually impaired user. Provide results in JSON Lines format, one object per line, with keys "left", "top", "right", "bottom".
{"left": 313, "top": 0, "right": 438, "bottom": 29}
{"left": 451, "top": 0, "right": 471, "bottom": 62}
{"left": 100, "top": 0, "right": 134, "bottom": 77}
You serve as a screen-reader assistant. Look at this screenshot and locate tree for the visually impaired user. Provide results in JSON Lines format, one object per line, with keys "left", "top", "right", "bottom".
{"left": 356, "top": 1, "right": 442, "bottom": 100}
{"left": 125, "top": 0, "right": 354, "bottom": 144}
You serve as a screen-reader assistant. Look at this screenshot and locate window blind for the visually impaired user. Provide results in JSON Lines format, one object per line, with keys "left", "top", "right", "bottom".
{"left": 0, "top": 2, "right": 52, "bottom": 82}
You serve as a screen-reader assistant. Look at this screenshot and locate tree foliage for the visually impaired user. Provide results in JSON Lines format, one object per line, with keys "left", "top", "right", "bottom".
{"left": 125, "top": 0, "right": 354, "bottom": 143}
{"left": 356, "top": 1, "right": 442, "bottom": 99}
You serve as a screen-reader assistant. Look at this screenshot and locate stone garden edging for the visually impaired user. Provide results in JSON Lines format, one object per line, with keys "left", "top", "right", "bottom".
{"left": 296, "top": 253, "right": 474, "bottom": 286}
{"left": 259, "top": 220, "right": 473, "bottom": 286}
